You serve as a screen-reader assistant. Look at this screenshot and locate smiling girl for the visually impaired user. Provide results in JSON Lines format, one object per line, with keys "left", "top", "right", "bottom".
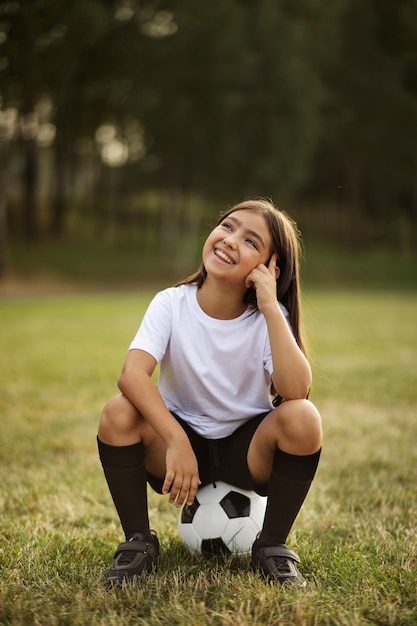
{"left": 97, "top": 198, "right": 322, "bottom": 587}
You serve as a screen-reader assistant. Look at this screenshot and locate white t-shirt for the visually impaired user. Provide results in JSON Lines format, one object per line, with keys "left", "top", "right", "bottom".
{"left": 129, "top": 284, "right": 291, "bottom": 439}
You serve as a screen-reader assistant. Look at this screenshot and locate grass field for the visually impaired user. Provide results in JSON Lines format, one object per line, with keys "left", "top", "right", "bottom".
{"left": 0, "top": 287, "right": 416, "bottom": 625}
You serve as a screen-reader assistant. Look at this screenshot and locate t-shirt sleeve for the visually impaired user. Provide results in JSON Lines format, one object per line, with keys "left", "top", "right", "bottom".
{"left": 129, "top": 290, "right": 172, "bottom": 363}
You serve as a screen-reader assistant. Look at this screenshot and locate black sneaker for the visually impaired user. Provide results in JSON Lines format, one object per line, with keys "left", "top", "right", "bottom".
{"left": 103, "top": 531, "right": 159, "bottom": 587}
{"left": 250, "top": 539, "right": 307, "bottom": 587}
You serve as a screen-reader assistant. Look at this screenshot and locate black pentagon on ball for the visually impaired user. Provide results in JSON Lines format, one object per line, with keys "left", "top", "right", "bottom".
{"left": 220, "top": 491, "right": 251, "bottom": 518}
{"left": 201, "top": 537, "right": 231, "bottom": 557}
{"left": 180, "top": 498, "right": 200, "bottom": 524}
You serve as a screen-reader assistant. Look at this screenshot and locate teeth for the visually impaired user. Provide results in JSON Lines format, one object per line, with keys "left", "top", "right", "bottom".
{"left": 215, "top": 249, "right": 234, "bottom": 264}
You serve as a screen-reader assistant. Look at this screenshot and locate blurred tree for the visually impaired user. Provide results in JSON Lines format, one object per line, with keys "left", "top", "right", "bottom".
{"left": 311, "top": 0, "right": 417, "bottom": 246}
{"left": 0, "top": 0, "right": 145, "bottom": 236}
{"left": 0, "top": 135, "right": 8, "bottom": 276}
{"left": 235, "top": 0, "right": 332, "bottom": 197}
{"left": 0, "top": 0, "right": 416, "bottom": 253}
{"left": 39, "top": 0, "right": 113, "bottom": 235}
{"left": 2, "top": 1, "right": 43, "bottom": 241}
{"left": 377, "top": 0, "right": 417, "bottom": 224}
{"left": 132, "top": 0, "right": 338, "bottom": 203}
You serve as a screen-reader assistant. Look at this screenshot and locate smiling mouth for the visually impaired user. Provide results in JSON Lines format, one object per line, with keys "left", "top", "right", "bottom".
{"left": 214, "top": 248, "right": 235, "bottom": 264}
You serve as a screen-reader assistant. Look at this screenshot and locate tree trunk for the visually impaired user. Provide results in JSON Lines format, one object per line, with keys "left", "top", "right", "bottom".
{"left": 0, "top": 166, "right": 7, "bottom": 278}
{"left": 22, "top": 133, "right": 39, "bottom": 241}
{"left": 51, "top": 134, "right": 66, "bottom": 236}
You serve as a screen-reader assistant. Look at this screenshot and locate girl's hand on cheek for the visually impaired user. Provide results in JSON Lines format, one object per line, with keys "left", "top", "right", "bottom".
{"left": 245, "top": 254, "right": 280, "bottom": 314}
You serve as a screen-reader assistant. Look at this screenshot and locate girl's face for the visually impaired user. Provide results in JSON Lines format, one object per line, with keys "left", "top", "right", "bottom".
{"left": 202, "top": 209, "right": 272, "bottom": 284}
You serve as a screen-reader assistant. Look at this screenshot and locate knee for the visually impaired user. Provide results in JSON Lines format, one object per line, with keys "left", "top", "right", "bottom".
{"left": 275, "top": 399, "right": 322, "bottom": 454}
{"left": 300, "top": 399, "right": 322, "bottom": 449}
{"left": 98, "top": 394, "right": 141, "bottom": 444}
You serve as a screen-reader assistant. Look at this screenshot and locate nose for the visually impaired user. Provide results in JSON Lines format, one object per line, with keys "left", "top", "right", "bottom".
{"left": 223, "top": 235, "right": 237, "bottom": 249}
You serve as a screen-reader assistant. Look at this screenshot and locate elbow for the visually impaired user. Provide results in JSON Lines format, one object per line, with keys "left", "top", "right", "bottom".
{"left": 117, "top": 375, "right": 125, "bottom": 394}
{"left": 117, "top": 366, "right": 130, "bottom": 395}
{"left": 285, "top": 383, "right": 311, "bottom": 401}
{"left": 294, "top": 372, "right": 312, "bottom": 400}
{"left": 117, "top": 361, "right": 151, "bottom": 396}
{"left": 297, "top": 370, "right": 312, "bottom": 400}
{"left": 278, "top": 379, "right": 310, "bottom": 401}
{"left": 273, "top": 367, "right": 312, "bottom": 401}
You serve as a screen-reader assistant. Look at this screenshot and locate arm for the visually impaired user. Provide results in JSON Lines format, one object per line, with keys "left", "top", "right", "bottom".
{"left": 118, "top": 348, "right": 201, "bottom": 506}
{"left": 245, "top": 256, "right": 312, "bottom": 400}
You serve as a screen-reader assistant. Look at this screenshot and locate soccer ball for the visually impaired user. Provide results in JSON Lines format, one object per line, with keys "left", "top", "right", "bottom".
{"left": 178, "top": 481, "right": 267, "bottom": 556}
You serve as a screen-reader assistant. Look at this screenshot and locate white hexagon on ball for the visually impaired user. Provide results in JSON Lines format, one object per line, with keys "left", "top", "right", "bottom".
{"left": 178, "top": 481, "right": 267, "bottom": 556}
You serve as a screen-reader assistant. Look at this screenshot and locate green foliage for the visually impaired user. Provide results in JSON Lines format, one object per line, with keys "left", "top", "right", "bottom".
{"left": 2, "top": 0, "right": 417, "bottom": 247}
{"left": 0, "top": 289, "right": 416, "bottom": 625}
{"left": 5, "top": 232, "right": 417, "bottom": 291}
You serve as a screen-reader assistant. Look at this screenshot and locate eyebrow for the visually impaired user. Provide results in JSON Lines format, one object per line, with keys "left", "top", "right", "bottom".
{"left": 226, "top": 215, "right": 266, "bottom": 249}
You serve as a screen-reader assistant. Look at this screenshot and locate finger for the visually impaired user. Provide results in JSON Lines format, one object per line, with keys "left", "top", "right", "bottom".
{"left": 172, "top": 477, "right": 192, "bottom": 508}
{"left": 187, "top": 475, "right": 201, "bottom": 506}
{"left": 268, "top": 253, "right": 277, "bottom": 273}
{"left": 245, "top": 271, "right": 255, "bottom": 289}
{"left": 162, "top": 469, "right": 175, "bottom": 495}
{"left": 168, "top": 476, "right": 184, "bottom": 504}
{"left": 269, "top": 254, "right": 280, "bottom": 279}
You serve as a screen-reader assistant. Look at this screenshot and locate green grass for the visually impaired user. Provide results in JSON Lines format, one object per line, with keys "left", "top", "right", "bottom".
{"left": 0, "top": 288, "right": 416, "bottom": 625}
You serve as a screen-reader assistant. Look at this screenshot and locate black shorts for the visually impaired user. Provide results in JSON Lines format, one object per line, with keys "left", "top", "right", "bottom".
{"left": 147, "top": 412, "right": 269, "bottom": 496}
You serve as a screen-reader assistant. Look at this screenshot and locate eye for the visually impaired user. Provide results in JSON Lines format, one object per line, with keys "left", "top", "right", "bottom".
{"left": 221, "top": 221, "right": 232, "bottom": 230}
{"left": 246, "top": 238, "right": 258, "bottom": 249}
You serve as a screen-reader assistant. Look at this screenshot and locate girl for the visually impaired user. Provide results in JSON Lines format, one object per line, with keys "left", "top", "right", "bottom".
{"left": 98, "top": 198, "right": 322, "bottom": 587}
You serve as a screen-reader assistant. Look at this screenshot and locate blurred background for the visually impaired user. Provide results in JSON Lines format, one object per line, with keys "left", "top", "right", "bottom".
{"left": 0, "top": 0, "right": 416, "bottom": 290}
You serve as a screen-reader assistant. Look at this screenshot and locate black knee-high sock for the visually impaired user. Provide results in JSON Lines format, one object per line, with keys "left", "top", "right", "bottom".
{"left": 97, "top": 438, "right": 150, "bottom": 540}
{"left": 258, "top": 447, "right": 321, "bottom": 546}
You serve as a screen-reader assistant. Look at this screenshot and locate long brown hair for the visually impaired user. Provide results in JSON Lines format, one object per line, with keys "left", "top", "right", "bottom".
{"left": 177, "top": 198, "right": 307, "bottom": 358}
